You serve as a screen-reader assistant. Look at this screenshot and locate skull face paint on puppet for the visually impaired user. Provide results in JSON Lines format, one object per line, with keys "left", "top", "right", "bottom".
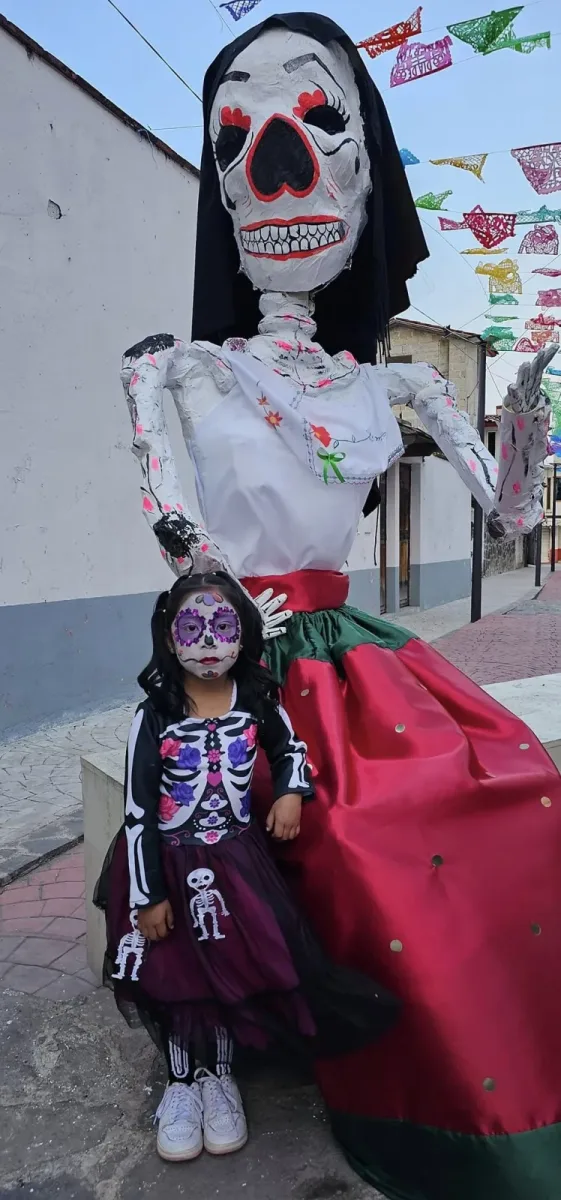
{"left": 209, "top": 29, "right": 371, "bottom": 294}
{"left": 171, "top": 591, "right": 241, "bottom": 680}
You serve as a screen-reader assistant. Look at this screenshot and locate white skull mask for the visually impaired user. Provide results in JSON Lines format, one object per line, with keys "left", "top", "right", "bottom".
{"left": 209, "top": 29, "right": 371, "bottom": 294}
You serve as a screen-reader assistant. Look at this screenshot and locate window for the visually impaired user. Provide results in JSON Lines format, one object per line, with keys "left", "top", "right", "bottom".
{"left": 487, "top": 431, "right": 496, "bottom": 459}
{"left": 389, "top": 354, "right": 413, "bottom": 364}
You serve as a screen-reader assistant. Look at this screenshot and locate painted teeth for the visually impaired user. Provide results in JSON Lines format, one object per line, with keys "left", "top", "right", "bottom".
{"left": 240, "top": 221, "right": 345, "bottom": 257}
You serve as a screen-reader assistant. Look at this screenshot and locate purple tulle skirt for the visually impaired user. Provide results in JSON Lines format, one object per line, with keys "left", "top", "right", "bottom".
{"left": 95, "top": 823, "right": 399, "bottom": 1057}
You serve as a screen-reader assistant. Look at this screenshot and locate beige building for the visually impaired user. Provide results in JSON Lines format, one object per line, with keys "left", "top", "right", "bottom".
{"left": 370, "top": 318, "right": 478, "bottom": 614}
{"left": 389, "top": 317, "right": 480, "bottom": 424}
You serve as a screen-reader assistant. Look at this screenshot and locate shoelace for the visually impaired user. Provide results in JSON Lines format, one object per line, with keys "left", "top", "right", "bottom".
{"left": 194, "top": 1069, "right": 238, "bottom": 1126}
{"left": 155, "top": 1083, "right": 202, "bottom": 1128}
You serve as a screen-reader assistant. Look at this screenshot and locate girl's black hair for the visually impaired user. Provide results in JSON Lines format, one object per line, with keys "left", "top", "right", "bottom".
{"left": 138, "top": 571, "right": 277, "bottom": 721}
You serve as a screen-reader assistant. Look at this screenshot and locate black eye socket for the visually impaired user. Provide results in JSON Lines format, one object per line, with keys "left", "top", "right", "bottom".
{"left": 215, "top": 125, "right": 249, "bottom": 170}
{"left": 303, "top": 105, "right": 347, "bottom": 136}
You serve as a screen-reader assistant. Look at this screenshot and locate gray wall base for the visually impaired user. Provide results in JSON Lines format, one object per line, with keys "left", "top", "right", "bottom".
{"left": 410, "top": 559, "right": 471, "bottom": 610}
{"left": 0, "top": 591, "right": 159, "bottom": 740}
{"left": 347, "top": 568, "right": 380, "bottom": 616}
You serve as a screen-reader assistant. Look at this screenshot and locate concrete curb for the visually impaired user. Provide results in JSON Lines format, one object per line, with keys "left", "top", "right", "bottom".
{"left": 0, "top": 806, "right": 83, "bottom": 889}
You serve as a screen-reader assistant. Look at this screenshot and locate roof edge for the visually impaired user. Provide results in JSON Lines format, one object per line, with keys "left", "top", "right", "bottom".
{"left": 0, "top": 12, "right": 200, "bottom": 180}
{"left": 391, "top": 316, "right": 481, "bottom": 343}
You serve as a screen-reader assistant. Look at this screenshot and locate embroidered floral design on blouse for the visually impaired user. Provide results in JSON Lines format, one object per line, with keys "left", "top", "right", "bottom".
{"left": 310, "top": 424, "right": 346, "bottom": 483}
{"left": 265, "top": 410, "right": 283, "bottom": 429}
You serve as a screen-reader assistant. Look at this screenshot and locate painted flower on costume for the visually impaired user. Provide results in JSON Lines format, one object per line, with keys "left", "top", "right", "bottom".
{"left": 240, "top": 791, "right": 251, "bottom": 818}
{"left": 228, "top": 738, "right": 248, "bottom": 767}
{"left": 159, "top": 793, "right": 181, "bottom": 823}
{"left": 207, "top": 748, "right": 222, "bottom": 764}
{"left": 178, "top": 744, "right": 202, "bottom": 770}
{"left": 160, "top": 738, "right": 182, "bottom": 759}
{"left": 244, "top": 723, "right": 258, "bottom": 749}
{"left": 172, "top": 781, "right": 196, "bottom": 806}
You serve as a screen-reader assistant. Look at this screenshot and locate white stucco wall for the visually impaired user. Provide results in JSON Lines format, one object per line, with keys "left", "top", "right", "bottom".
{"left": 413, "top": 457, "right": 472, "bottom": 566}
{"left": 0, "top": 25, "right": 199, "bottom": 608}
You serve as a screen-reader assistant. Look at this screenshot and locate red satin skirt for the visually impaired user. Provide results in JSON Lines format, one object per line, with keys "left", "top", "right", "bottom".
{"left": 243, "top": 569, "right": 561, "bottom": 1200}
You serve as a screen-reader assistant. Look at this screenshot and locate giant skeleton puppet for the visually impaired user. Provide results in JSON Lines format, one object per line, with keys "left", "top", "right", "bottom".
{"left": 121, "top": 14, "right": 561, "bottom": 1200}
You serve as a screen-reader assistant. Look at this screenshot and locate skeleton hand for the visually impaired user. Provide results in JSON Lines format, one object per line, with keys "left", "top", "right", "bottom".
{"left": 488, "top": 347, "right": 555, "bottom": 539}
{"left": 506, "top": 344, "right": 558, "bottom": 414}
{"left": 253, "top": 588, "right": 293, "bottom": 639}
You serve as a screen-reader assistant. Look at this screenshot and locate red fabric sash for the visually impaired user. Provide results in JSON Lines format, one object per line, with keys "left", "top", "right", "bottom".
{"left": 241, "top": 569, "right": 349, "bottom": 614}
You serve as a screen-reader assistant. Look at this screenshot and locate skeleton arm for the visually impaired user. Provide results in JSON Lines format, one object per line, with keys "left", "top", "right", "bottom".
{"left": 121, "top": 335, "right": 293, "bottom": 636}
{"left": 124, "top": 703, "right": 167, "bottom": 909}
{"left": 374, "top": 347, "right": 556, "bottom": 539}
{"left": 259, "top": 703, "right": 314, "bottom": 799}
{"left": 189, "top": 895, "right": 199, "bottom": 927}
{"left": 211, "top": 889, "right": 230, "bottom": 917}
{"left": 121, "top": 335, "right": 232, "bottom": 577}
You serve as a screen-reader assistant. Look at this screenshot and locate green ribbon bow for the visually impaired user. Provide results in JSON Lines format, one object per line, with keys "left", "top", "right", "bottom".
{"left": 317, "top": 449, "right": 346, "bottom": 484}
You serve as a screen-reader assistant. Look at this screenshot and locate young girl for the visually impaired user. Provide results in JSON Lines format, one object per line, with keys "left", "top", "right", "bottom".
{"left": 96, "top": 572, "right": 397, "bottom": 1163}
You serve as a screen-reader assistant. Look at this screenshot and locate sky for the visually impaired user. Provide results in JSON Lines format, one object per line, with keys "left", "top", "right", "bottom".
{"left": 4, "top": 0, "right": 561, "bottom": 408}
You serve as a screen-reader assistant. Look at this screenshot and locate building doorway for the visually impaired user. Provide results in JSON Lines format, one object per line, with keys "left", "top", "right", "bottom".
{"left": 399, "top": 463, "right": 411, "bottom": 608}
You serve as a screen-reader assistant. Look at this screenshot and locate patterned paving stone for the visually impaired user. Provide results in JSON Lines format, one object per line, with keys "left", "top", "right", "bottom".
{"left": 0, "top": 847, "right": 97, "bottom": 1000}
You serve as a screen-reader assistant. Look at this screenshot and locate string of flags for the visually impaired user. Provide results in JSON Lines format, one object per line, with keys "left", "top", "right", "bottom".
{"left": 357, "top": 8, "right": 421, "bottom": 59}
{"left": 415, "top": 191, "right": 453, "bottom": 210}
{"left": 431, "top": 154, "right": 488, "bottom": 180}
{"left": 518, "top": 225, "right": 559, "bottom": 255}
{"left": 390, "top": 34, "right": 453, "bottom": 86}
{"left": 219, "top": 0, "right": 261, "bottom": 18}
{"left": 511, "top": 145, "right": 561, "bottom": 196}
{"left": 355, "top": 4, "right": 551, "bottom": 86}
{"left": 405, "top": 146, "right": 561, "bottom": 197}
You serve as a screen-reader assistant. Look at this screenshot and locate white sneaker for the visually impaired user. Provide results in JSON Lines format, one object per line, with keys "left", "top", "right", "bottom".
{"left": 195, "top": 1068, "right": 248, "bottom": 1155}
{"left": 155, "top": 1081, "right": 203, "bottom": 1162}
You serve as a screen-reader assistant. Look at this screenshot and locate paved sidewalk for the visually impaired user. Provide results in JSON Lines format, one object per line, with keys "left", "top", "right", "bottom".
{"left": 0, "top": 845, "right": 94, "bottom": 997}
{"left": 433, "top": 569, "right": 561, "bottom": 685}
{"left": 0, "top": 704, "right": 134, "bottom": 884}
{"left": 0, "top": 854, "right": 379, "bottom": 1200}
{"left": 386, "top": 564, "right": 538, "bottom": 642}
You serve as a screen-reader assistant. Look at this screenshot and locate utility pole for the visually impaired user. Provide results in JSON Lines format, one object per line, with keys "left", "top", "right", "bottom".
{"left": 534, "top": 523, "right": 542, "bottom": 587}
{"left": 471, "top": 338, "right": 486, "bottom": 622}
{"left": 552, "top": 461, "right": 558, "bottom": 572}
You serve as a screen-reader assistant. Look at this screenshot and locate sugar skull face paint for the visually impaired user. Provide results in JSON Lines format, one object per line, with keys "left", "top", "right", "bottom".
{"left": 171, "top": 591, "right": 241, "bottom": 680}
{"left": 209, "top": 29, "right": 371, "bottom": 293}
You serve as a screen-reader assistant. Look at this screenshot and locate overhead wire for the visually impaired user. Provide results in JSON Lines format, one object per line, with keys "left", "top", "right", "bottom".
{"left": 105, "top": 0, "right": 202, "bottom": 102}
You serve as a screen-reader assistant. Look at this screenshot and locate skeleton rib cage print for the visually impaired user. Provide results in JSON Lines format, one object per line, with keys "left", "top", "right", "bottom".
{"left": 123, "top": 689, "right": 312, "bottom": 910}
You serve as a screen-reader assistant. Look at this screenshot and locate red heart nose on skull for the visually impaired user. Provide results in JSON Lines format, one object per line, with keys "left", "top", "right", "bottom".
{"left": 246, "top": 114, "right": 320, "bottom": 203}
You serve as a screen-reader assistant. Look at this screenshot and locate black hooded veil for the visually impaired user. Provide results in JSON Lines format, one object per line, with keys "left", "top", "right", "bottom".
{"left": 191, "top": 11, "right": 429, "bottom": 365}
